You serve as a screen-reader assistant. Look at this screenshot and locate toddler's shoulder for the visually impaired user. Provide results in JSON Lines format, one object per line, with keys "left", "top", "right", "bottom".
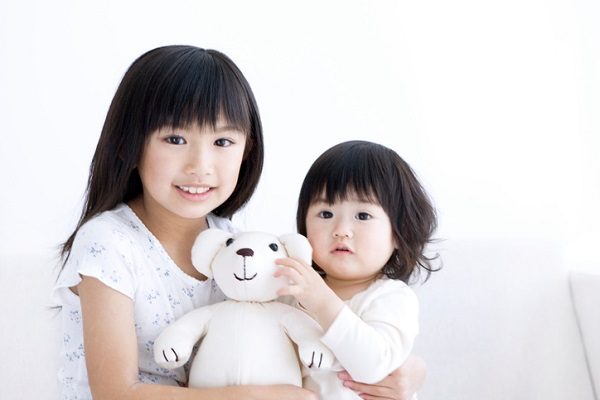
{"left": 367, "top": 278, "right": 418, "bottom": 304}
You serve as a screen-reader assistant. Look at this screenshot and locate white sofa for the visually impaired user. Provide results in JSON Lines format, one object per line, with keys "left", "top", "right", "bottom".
{"left": 0, "top": 240, "right": 598, "bottom": 399}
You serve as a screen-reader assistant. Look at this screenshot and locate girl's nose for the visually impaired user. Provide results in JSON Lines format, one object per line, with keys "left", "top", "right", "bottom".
{"left": 185, "top": 145, "right": 213, "bottom": 176}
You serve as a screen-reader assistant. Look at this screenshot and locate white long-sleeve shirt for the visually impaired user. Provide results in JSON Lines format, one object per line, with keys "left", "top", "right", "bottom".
{"left": 304, "top": 278, "right": 419, "bottom": 399}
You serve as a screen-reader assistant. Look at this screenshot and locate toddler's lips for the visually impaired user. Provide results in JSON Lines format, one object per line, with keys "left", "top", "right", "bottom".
{"left": 331, "top": 245, "right": 353, "bottom": 254}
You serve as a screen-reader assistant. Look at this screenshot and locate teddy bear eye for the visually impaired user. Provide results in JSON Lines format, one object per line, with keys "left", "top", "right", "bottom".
{"left": 269, "top": 243, "right": 278, "bottom": 252}
{"left": 226, "top": 238, "right": 234, "bottom": 246}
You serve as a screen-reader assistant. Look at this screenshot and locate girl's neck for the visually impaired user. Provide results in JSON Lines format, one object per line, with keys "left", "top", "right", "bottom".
{"left": 129, "top": 196, "right": 209, "bottom": 280}
{"left": 324, "top": 274, "right": 379, "bottom": 301}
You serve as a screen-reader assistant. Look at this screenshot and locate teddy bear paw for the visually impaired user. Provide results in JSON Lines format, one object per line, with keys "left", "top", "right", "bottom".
{"left": 299, "top": 346, "right": 335, "bottom": 370}
{"left": 154, "top": 345, "right": 190, "bottom": 369}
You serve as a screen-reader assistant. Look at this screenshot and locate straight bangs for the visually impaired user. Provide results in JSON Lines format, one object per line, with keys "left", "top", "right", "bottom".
{"left": 140, "top": 48, "right": 253, "bottom": 137}
{"left": 306, "top": 143, "right": 392, "bottom": 208}
{"left": 297, "top": 141, "right": 395, "bottom": 236}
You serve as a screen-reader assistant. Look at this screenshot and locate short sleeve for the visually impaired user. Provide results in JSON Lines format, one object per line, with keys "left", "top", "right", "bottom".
{"left": 54, "top": 217, "right": 138, "bottom": 305}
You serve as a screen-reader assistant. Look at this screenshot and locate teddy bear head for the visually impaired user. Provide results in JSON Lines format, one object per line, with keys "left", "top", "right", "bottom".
{"left": 191, "top": 229, "right": 312, "bottom": 302}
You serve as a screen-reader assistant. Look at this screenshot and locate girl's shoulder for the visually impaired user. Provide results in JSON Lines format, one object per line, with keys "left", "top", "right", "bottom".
{"left": 68, "top": 204, "right": 151, "bottom": 261}
{"left": 77, "top": 204, "right": 144, "bottom": 239}
{"left": 55, "top": 204, "right": 147, "bottom": 303}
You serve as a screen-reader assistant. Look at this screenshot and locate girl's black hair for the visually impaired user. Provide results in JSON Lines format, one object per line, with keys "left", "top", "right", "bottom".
{"left": 296, "top": 140, "right": 439, "bottom": 283}
{"left": 61, "top": 45, "right": 263, "bottom": 262}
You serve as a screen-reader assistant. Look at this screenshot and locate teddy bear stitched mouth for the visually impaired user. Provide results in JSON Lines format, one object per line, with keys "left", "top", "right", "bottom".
{"left": 233, "top": 257, "right": 258, "bottom": 281}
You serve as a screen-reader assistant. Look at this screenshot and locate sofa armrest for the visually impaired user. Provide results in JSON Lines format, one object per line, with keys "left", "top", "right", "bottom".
{"left": 571, "top": 271, "right": 600, "bottom": 398}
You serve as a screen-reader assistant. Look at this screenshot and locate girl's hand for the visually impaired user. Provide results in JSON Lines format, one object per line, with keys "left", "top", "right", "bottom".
{"left": 245, "top": 385, "right": 318, "bottom": 400}
{"left": 275, "top": 257, "right": 344, "bottom": 331}
{"left": 337, "top": 355, "right": 426, "bottom": 400}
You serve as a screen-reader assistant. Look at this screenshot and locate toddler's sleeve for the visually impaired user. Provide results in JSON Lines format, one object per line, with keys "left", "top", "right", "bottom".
{"left": 54, "top": 218, "right": 138, "bottom": 304}
{"left": 320, "top": 282, "right": 419, "bottom": 383}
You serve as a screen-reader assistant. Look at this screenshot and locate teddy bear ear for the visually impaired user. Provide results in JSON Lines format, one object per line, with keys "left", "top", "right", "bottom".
{"left": 279, "top": 233, "right": 312, "bottom": 265}
{"left": 191, "top": 229, "right": 233, "bottom": 278}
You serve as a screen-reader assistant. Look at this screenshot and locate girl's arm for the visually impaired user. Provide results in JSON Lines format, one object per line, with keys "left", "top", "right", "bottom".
{"left": 338, "top": 355, "right": 426, "bottom": 400}
{"left": 78, "top": 276, "right": 317, "bottom": 400}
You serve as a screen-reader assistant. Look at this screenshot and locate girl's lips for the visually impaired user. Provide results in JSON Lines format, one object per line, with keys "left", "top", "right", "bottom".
{"left": 175, "top": 185, "right": 213, "bottom": 201}
{"left": 176, "top": 185, "right": 210, "bottom": 194}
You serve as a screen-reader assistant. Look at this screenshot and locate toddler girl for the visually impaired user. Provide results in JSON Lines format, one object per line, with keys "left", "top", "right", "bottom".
{"left": 277, "top": 140, "right": 438, "bottom": 399}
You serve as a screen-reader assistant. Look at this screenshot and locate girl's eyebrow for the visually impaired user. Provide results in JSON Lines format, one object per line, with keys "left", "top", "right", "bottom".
{"left": 214, "top": 124, "right": 245, "bottom": 133}
{"left": 311, "top": 198, "right": 329, "bottom": 206}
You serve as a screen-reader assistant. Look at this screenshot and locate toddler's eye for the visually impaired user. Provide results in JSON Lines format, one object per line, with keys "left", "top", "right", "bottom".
{"left": 356, "top": 212, "right": 372, "bottom": 220}
{"left": 215, "top": 138, "right": 233, "bottom": 147}
{"left": 318, "top": 211, "right": 333, "bottom": 219}
{"left": 269, "top": 243, "right": 278, "bottom": 252}
{"left": 166, "top": 136, "right": 186, "bottom": 145}
{"left": 226, "top": 238, "right": 234, "bottom": 246}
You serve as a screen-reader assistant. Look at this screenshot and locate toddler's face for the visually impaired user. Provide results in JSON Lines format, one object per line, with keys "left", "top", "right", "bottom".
{"left": 305, "top": 193, "right": 396, "bottom": 284}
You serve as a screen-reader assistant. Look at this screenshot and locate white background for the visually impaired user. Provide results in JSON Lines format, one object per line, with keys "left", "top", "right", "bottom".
{"left": 0, "top": 0, "right": 598, "bottom": 272}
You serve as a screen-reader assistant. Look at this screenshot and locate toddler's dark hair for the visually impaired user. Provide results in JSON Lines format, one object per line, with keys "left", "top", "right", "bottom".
{"left": 296, "top": 140, "right": 438, "bottom": 283}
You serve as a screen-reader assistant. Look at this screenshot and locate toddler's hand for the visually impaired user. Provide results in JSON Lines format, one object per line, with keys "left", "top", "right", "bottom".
{"left": 275, "top": 257, "right": 331, "bottom": 312}
{"left": 275, "top": 257, "right": 344, "bottom": 331}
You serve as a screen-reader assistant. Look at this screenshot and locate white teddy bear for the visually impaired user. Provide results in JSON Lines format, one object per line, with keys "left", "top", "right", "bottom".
{"left": 153, "top": 229, "right": 332, "bottom": 388}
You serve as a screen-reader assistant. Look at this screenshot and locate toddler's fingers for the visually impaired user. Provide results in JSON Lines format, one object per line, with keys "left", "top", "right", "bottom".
{"left": 274, "top": 265, "right": 304, "bottom": 283}
{"left": 276, "top": 283, "right": 305, "bottom": 297}
{"left": 276, "top": 257, "right": 310, "bottom": 271}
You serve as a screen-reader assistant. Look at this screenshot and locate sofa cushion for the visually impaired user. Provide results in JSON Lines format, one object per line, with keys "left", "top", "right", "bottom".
{"left": 413, "top": 239, "right": 594, "bottom": 400}
{"left": 0, "top": 252, "right": 61, "bottom": 399}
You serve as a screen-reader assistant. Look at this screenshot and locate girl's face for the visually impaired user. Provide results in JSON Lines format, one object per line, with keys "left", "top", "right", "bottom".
{"left": 305, "top": 193, "right": 396, "bottom": 285}
{"left": 137, "top": 121, "right": 246, "bottom": 221}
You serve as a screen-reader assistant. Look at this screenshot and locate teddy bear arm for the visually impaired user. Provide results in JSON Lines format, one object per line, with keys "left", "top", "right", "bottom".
{"left": 153, "top": 307, "right": 213, "bottom": 369}
{"left": 279, "top": 306, "right": 337, "bottom": 371}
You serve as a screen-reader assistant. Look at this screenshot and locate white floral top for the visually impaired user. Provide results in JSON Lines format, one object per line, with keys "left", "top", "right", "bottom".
{"left": 53, "top": 204, "right": 234, "bottom": 400}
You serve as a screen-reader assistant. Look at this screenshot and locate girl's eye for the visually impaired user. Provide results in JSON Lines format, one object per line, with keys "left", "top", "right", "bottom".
{"left": 318, "top": 211, "right": 333, "bottom": 219}
{"left": 226, "top": 238, "right": 234, "bottom": 246}
{"left": 215, "top": 138, "right": 233, "bottom": 147}
{"left": 166, "top": 136, "right": 186, "bottom": 145}
{"left": 356, "top": 212, "right": 372, "bottom": 221}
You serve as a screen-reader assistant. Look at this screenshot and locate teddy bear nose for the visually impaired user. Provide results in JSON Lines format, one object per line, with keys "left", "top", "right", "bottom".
{"left": 236, "top": 248, "right": 254, "bottom": 257}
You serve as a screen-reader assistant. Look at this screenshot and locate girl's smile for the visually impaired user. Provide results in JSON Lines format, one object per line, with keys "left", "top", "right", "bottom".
{"left": 175, "top": 185, "right": 213, "bottom": 201}
{"left": 137, "top": 121, "right": 247, "bottom": 222}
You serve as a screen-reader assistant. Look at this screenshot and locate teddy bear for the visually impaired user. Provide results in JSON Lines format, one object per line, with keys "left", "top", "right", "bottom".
{"left": 153, "top": 229, "right": 332, "bottom": 388}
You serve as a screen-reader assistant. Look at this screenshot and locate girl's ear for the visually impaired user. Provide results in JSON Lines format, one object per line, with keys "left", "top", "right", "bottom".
{"left": 191, "top": 229, "right": 232, "bottom": 278}
{"left": 279, "top": 233, "right": 312, "bottom": 265}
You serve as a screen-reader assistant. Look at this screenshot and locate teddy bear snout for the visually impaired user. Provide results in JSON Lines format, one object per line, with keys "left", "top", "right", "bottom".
{"left": 236, "top": 248, "right": 254, "bottom": 257}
